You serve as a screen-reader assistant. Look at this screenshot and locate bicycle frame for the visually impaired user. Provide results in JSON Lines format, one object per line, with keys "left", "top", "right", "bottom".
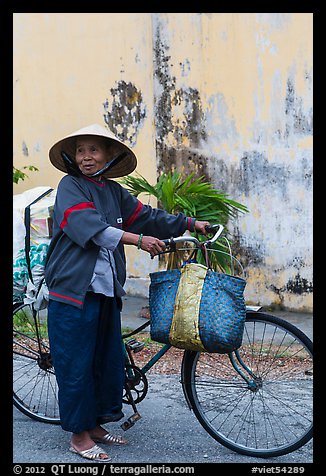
{"left": 123, "top": 321, "right": 171, "bottom": 374}
{"left": 122, "top": 307, "right": 264, "bottom": 408}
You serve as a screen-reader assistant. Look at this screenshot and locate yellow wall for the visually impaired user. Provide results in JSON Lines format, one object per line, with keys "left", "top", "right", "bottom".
{"left": 13, "top": 13, "right": 157, "bottom": 187}
{"left": 13, "top": 13, "right": 313, "bottom": 311}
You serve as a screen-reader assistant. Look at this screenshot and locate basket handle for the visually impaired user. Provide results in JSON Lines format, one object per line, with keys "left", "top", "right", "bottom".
{"left": 200, "top": 244, "right": 213, "bottom": 269}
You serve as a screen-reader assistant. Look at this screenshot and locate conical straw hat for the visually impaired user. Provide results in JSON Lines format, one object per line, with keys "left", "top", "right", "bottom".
{"left": 49, "top": 124, "right": 137, "bottom": 178}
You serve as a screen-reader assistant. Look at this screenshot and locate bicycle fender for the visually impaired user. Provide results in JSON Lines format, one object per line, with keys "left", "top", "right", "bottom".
{"left": 180, "top": 350, "right": 197, "bottom": 411}
{"left": 245, "top": 305, "right": 262, "bottom": 312}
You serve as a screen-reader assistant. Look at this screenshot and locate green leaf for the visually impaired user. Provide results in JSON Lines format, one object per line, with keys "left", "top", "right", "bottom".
{"left": 13, "top": 165, "right": 39, "bottom": 184}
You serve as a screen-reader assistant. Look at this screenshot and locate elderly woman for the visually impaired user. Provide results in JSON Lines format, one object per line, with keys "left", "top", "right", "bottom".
{"left": 45, "top": 123, "right": 210, "bottom": 462}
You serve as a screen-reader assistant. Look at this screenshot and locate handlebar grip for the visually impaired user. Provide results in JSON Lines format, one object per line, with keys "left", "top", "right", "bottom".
{"left": 205, "top": 225, "right": 218, "bottom": 234}
{"left": 156, "top": 238, "right": 175, "bottom": 256}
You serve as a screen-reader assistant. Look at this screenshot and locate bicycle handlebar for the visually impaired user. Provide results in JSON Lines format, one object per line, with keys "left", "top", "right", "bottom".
{"left": 161, "top": 224, "right": 224, "bottom": 250}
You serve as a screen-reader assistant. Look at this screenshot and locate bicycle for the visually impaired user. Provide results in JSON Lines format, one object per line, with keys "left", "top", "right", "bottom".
{"left": 13, "top": 224, "right": 313, "bottom": 458}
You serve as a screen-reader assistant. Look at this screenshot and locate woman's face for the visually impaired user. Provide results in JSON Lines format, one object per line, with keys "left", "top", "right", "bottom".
{"left": 75, "top": 136, "right": 108, "bottom": 176}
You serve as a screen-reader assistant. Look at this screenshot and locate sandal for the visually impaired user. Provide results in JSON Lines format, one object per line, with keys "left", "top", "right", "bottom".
{"left": 69, "top": 444, "right": 111, "bottom": 462}
{"left": 92, "top": 432, "right": 128, "bottom": 446}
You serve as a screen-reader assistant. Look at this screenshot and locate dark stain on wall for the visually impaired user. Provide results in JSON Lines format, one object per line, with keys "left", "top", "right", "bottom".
{"left": 235, "top": 151, "right": 291, "bottom": 198}
{"left": 22, "top": 141, "right": 29, "bottom": 156}
{"left": 285, "top": 77, "right": 313, "bottom": 137}
{"left": 286, "top": 274, "right": 313, "bottom": 294}
{"left": 153, "top": 27, "right": 174, "bottom": 140}
{"left": 156, "top": 142, "right": 209, "bottom": 179}
{"left": 208, "top": 151, "right": 312, "bottom": 209}
{"left": 153, "top": 24, "right": 207, "bottom": 170}
{"left": 103, "top": 80, "right": 146, "bottom": 146}
{"left": 172, "top": 87, "right": 207, "bottom": 146}
{"left": 231, "top": 228, "right": 266, "bottom": 268}
{"left": 269, "top": 273, "right": 313, "bottom": 303}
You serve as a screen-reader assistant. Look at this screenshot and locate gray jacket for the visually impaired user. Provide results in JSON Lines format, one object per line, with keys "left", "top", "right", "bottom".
{"left": 45, "top": 174, "right": 196, "bottom": 308}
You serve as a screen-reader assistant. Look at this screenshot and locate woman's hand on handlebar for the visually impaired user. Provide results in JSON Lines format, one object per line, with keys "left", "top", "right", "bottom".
{"left": 140, "top": 235, "right": 166, "bottom": 258}
{"left": 194, "top": 220, "right": 211, "bottom": 236}
{"left": 121, "top": 231, "right": 166, "bottom": 258}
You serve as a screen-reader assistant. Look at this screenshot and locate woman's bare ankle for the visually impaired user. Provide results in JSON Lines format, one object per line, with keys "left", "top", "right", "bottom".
{"left": 71, "top": 431, "right": 94, "bottom": 451}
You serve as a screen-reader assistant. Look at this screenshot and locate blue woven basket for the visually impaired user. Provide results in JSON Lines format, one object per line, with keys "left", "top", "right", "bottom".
{"left": 149, "top": 268, "right": 246, "bottom": 354}
{"left": 198, "top": 270, "right": 246, "bottom": 353}
{"left": 149, "top": 269, "right": 181, "bottom": 345}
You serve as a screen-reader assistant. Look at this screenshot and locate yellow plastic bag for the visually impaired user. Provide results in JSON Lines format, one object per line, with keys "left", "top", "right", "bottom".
{"left": 169, "top": 263, "right": 207, "bottom": 351}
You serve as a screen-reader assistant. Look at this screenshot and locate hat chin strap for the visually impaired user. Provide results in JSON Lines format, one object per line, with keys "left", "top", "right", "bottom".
{"left": 88, "top": 151, "right": 127, "bottom": 177}
{"left": 61, "top": 151, "right": 127, "bottom": 177}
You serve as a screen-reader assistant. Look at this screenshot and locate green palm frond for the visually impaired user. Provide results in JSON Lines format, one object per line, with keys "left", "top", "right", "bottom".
{"left": 120, "top": 174, "right": 158, "bottom": 198}
{"left": 119, "top": 171, "right": 249, "bottom": 271}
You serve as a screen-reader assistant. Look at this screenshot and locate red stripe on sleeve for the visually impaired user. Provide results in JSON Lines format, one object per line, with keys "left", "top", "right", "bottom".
{"left": 60, "top": 202, "right": 96, "bottom": 229}
{"left": 49, "top": 291, "right": 83, "bottom": 305}
{"left": 123, "top": 200, "right": 143, "bottom": 230}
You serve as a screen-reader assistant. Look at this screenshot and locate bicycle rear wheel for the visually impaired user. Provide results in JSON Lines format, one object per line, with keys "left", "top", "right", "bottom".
{"left": 13, "top": 302, "right": 60, "bottom": 424}
{"left": 183, "top": 312, "right": 313, "bottom": 457}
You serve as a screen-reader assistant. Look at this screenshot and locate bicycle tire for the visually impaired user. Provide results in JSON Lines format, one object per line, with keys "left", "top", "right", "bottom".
{"left": 13, "top": 302, "right": 60, "bottom": 424}
{"left": 183, "top": 312, "right": 313, "bottom": 458}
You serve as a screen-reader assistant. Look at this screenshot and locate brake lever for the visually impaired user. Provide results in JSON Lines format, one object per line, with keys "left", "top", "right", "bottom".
{"left": 205, "top": 224, "right": 218, "bottom": 235}
{"left": 158, "top": 238, "right": 176, "bottom": 254}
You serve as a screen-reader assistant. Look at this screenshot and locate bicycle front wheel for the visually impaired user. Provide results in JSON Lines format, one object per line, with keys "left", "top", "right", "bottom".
{"left": 13, "top": 302, "right": 60, "bottom": 424}
{"left": 184, "top": 312, "right": 313, "bottom": 458}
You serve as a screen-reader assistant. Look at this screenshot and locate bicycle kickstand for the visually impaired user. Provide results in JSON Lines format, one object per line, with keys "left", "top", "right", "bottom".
{"left": 120, "top": 385, "right": 142, "bottom": 431}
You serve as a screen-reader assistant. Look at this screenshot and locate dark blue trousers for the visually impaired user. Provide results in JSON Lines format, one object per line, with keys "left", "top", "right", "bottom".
{"left": 47, "top": 293, "right": 125, "bottom": 434}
